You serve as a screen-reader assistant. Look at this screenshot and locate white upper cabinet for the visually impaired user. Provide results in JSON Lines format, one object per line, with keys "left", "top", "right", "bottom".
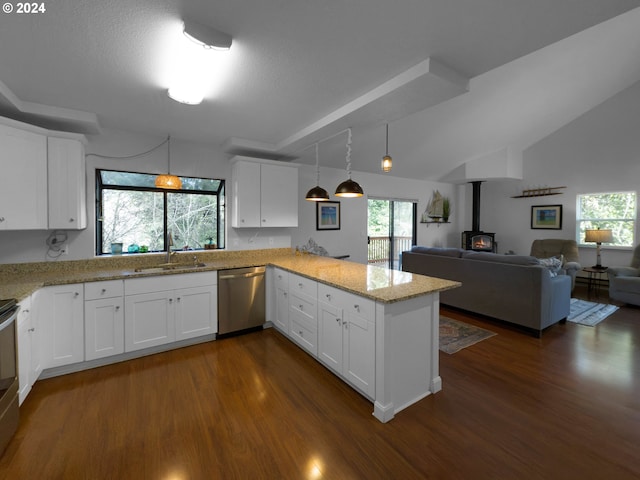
{"left": 231, "top": 157, "right": 298, "bottom": 228}
{"left": 0, "top": 117, "right": 87, "bottom": 231}
{"left": 0, "top": 123, "right": 48, "bottom": 230}
{"left": 48, "top": 136, "right": 87, "bottom": 230}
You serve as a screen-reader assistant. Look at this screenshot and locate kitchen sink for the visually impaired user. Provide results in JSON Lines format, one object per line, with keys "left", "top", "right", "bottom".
{"left": 134, "top": 262, "right": 207, "bottom": 273}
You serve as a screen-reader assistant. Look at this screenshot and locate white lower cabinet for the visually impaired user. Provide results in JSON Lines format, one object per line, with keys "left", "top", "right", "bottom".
{"left": 84, "top": 280, "right": 124, "bottom": 361}
{"left": 267, "top": 267, "right": 376, "bottom": 400}
{"left": 17, "top": 294, "right": 42, "bottom": 405}
{"left": 39, "top": 284, "right": 84, "bottom": 369}
{"left": 174, "top": 285, "right": 217, "bottom": 341}
{"left": 270, "top": 268, "right": 290, "bottom": 334}
{"left": 124, "top": 272, "right": 217, "bottom": 353}
{"left": 288, "top": 273, "right": 318, "bottom": 356}
{"left": 318, "top": 284, "right": 375, "bottom": 398}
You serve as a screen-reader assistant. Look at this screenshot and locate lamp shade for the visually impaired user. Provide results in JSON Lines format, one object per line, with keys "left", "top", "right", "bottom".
{"left": 585, "top": 229, "right": 613, "bottom": 243}
{"left": 381, "top": 155, "right": 392, "bottom": 173}
{"left": 335, "top": 178, "right": 363, "bottom": 197}
{"left": 305, "top": 185, "right": 330, "bottom": 201}
{"left": 155, "top": 174, "right": 182, "bottom": 190}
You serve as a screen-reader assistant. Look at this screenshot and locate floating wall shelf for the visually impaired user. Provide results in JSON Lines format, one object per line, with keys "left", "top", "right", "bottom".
{"left": 420, "top": 221, "right": 450, "bottom": 227}
{"left": 511, "top": 186, "right": 566, "bottom": 198}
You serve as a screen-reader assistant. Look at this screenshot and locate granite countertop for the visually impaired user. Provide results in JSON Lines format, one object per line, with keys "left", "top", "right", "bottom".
{"left": 0, "top": 248, "right": 460, "bottom": 304}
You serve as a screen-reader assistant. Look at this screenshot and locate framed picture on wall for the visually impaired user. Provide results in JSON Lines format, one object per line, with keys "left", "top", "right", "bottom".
{"left": 316, "top": 201, "right": 341, "bottom": 230}
{"left": 531, "top": 204, "right": 563, "bottom": 229}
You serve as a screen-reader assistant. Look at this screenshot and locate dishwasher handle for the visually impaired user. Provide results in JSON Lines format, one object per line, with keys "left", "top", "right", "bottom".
{"left": 219, "top": 271, "right": 265, "bottom": 281}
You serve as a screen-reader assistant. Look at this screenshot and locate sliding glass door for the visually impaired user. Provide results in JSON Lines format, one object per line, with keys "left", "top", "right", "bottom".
{"left": 367, "top": 198, "right": 417, "bottom": 269}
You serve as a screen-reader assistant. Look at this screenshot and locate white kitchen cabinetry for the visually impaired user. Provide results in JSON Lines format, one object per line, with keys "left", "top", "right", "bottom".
{"left": 124, "top": 272, "right": 217, "bottom": 352}
{"left": 17, "top": 294, "right": 42, "bottom": 405}
{"left": 39, "top": 284, "right": 85, "bottom": 368}
{"left": 174, "top": 284, "right": 218, "bottom": 341}
{"left": 269, "top": 268, "right": 290, "bottom": 334}
{"left": 288, "top": 273, "right": 318, "bottom": 355}
{"left": 48, "top": 136, "right": 87, "bottom": 230}
{"left": 231, "top": 157, "right": 298, "bottom": 228}
{"left": 84, "top": 280, "right": 124, "bottom": 361}
{"left": 318, "top": 284, "right": 375, "bottom": 398}
{"left": 0, "top": 123, "right": 47, "bottom": 230}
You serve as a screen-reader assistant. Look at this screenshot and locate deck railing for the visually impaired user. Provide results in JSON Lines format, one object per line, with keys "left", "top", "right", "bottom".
{"left": 368, "top": 236, "right": 413, "bottom": 266}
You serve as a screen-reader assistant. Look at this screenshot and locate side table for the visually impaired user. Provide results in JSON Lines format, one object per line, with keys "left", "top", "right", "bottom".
{"left": 583, "top": 266, "right": 608, "bottom": 299}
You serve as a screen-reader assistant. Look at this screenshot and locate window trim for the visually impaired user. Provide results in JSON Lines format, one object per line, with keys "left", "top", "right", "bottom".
{"left": 96, "top": 168, "right": 225, "bottom": 255}
{"left": 576, "top": 190, "right": 636, "bottom": 249}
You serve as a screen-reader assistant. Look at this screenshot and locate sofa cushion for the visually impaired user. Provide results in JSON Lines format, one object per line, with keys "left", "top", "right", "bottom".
{"left": 409, "top": 246, "right": 464, "bottom": 258}
{"left": 537, "top": 255, "right": 563, "bottom": 276}
{"left": 461, "top": 251, "right": 540, "bottom": 266}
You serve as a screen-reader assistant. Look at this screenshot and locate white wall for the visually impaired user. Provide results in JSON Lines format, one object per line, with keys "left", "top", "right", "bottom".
{"left": 481, "top": 80, "right": 640, "bottom": 267}
{"left": 292, "top": 164, "right": 458, "bottom": 264}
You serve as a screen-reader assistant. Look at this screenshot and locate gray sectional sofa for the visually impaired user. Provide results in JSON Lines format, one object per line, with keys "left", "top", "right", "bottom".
{"left": 401, "top": 246, "right": 571, "bottom": 336}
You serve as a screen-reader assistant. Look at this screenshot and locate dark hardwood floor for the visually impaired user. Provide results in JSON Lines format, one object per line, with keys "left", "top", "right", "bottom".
{"left": 1, "top": 284, "right": 639, "bottom": 479}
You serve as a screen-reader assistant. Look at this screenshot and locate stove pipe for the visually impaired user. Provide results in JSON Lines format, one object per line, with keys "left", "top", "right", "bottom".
{"left": 471, "top": 181, "right": 483, "bottom": 232}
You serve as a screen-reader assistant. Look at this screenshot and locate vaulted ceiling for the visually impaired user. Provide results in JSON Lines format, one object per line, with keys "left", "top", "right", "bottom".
{"left": 1, "top": 0, "right": 639, "bottom": 180}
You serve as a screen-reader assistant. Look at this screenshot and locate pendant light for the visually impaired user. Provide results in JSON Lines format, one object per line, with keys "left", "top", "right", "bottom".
{"left": 335, "top": 128, "right": 364, "bottom": 198}
{"left": 305, "top": 143, "right": 330, "bottom": 201}
{"left": 155, "top": 135, "right": 182, "bottom": 189}
{"left": 381, "top": 123, "right": 392, "bottom": 173}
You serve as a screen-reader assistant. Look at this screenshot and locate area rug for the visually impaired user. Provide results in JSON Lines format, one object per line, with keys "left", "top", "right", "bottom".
{"left": 568, "top": 298, "right": 619, "bottom": 326}
{"left": 439, "top": 316, "right": 496, "bottom": 354}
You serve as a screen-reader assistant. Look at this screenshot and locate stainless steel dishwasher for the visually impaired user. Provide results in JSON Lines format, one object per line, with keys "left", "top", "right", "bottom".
{"left": 218, "top": 266, "right": 266, "bottom": 336}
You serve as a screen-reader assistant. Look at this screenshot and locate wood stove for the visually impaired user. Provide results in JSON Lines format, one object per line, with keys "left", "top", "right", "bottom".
{"left": 462, "top": 181, "right": 496, "bottom": 252}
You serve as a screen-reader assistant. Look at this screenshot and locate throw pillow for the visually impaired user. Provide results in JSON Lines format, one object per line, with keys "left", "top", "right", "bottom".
{"left": 538, "top": 256, "right": 563, "bottom": 277}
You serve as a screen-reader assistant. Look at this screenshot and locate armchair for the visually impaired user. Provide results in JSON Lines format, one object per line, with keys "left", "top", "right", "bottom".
{"left": 607, "top": 244, "right": 640, "bottom": 306}
{"left": 530, "top": 239, "right": 581, "bottom": 291}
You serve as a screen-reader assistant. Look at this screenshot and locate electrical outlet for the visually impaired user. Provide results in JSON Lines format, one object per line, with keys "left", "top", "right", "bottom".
{"left": 60, "top": 244, "right": 69, "bottom": 255}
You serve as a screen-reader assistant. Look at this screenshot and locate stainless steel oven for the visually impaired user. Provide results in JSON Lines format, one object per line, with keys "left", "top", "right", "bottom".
{"left": 0, "top": 298, "right": 19, "bottom": 457}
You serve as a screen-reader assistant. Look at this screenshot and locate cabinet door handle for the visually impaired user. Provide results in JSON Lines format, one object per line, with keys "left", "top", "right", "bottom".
{"left": 0, "top": 217, "right": 5, "bottom": 222}
{"left": 335, "top": 318, "right": 340, "bottom": 324}
{"left": 299, "top": 304, "right": 304, "bottom": 310}
{"left": 23, "top": 309, "right": 29, "bottom": 314}
{"left": 326, "top": 294, "right": 331, "bottom": 300}
{"left": 177, "top": 297, "right": 181, "bottom": 302}
{"left": 74, "top": 292, "right": 80, "bottom": 297}
{"left": 69, "top": 218, "right": 75, "bottom": 222}
{"left": 101, "top": 288, "right": 107, "bottom": 294}
{"left": 169, "top": 298, "right": 173, "bottom": 304}
{"left": 28, "top": 327, "right": 35, "bottom": 332}
{"left": 354, "top": 304, "right": 360, "bottom": 312}
{"left": 283, "top": 292, "right": 287, "bottom": 297}
{"left": 298, "top": 283, "right": 303, "bottom": 288}
{"left": 262, "top": 219, "right": 266, "bottom": 223}
{"left": 115, "top": 306, "right": 120, "bottom": 311}
{"left": 299, "top": 330, "right": 303, "bottom": 336}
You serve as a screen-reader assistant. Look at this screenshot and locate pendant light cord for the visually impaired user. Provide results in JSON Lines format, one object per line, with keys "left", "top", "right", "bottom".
{"left": 345, "top": 128, "right": 353, "bottom": 179}
{"left": 167, "top": 134, "right": 171, "bottom": 174}
{"left": 385, "top": 124, "right": 389, "bottom": 156}
{"left": 315, "top": 143, "right": 320, "bottom": 184}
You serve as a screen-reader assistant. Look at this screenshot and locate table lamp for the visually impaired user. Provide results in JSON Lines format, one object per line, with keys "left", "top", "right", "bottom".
{"left": 584, "top": 228, "right": 613, "bottom": 269}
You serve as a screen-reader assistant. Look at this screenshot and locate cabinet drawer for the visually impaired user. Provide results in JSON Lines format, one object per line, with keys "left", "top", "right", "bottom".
{"left": 290, "top": 291, "right": 316, "bottom": 323}
{"left": 85, "top": 280, "right": 124, "bottom": 300}
{"left": 272, "top": 268, "right": 289, "bottom": 289}
{"left": 289, "top": 315, "right": 317, "bottom": 356}
{"left": 318, "top": 283, "right": 374, "bottom": 319}
{"left": 289, "top": 273, "right": 317, "bottom": 298}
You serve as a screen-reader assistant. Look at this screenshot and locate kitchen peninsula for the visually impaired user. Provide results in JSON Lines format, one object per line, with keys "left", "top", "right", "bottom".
{"left": 0, "top": 248, "right": 459, "bottom": 422}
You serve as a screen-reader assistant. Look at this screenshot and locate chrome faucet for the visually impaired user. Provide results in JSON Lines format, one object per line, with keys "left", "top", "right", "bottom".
{"left": 166, "top": 229, "right": 176, "bottom": 264}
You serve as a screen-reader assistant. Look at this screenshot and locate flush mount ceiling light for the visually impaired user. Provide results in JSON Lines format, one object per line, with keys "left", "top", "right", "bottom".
{"left": 183, "top": 18, "right": 232, "bottom": 50}
{"left": 305, "top": 143, "right": 330, "bottom": 201}
{"left": 381, "top": 123, "right": 392, "bottom": 173}
{"left": 155, "top": 135, "right": 182, "bottom": 189}
{"left": 335, "top": 128, "right": 364, "bottom": 198}
{"left": 167, "top": 85, "right": 204, "bottom": 105}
